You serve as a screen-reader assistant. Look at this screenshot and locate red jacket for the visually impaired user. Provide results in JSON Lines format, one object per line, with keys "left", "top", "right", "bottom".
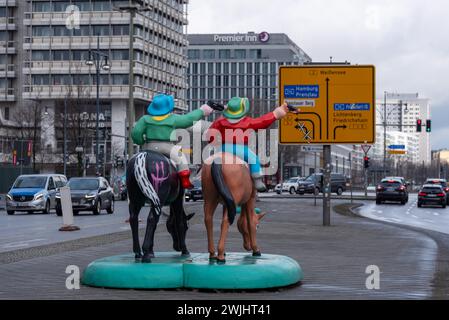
{"left": 208, "top": 112, "right": 277, "bottom": 145}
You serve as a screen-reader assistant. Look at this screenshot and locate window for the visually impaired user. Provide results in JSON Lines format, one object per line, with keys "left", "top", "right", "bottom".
{"left": 234, "top": 49, "right": 246, "bottom": 59}
{"left": 33, "top": 2, "right": 51, "bottom": 12}
{"left": 33, "top": 26, "right": 52, "bottom": 37}
{"left": 53, "top": 26, "right": 70, "bottom": 37}
{"left": 4, "top": 107, "right": 9, "bottom": 120}
{"left": 32, "top": 75, "right": 50, "bottom": 85}
{"left": 73, "top": 1, "right": 92, "bottom": 11}
{"left": 203, "top": 50, "right": 215, "bottom": 59}
{"left": 53, "top": 1, "right": 70, "bottom": 12}
{"left": 231, "top": 63, "right": 237, "bottom": 74}
{"left": 112, "top": 50, "right": 129, "bottom": 60}
{"left": 113, "top": 25, "right": 129, "bottom": 36}
{"left": 112, "top": 75, "right": 128, "bottom": 85}
{"left": 52, "top": 51, "right": 70, "bottom": 61}
{"left": 187, "top": 49, "right": 200, "bottom": 59}
{"left": 93, "top": 1, "right": 112, "bottom": 11}
{"left": 32, "top": 51, "right": 50, "bottom": 61}
{"left": 92, "top": 25, "right": 110, "bottom": 36}
{"left": 219, "top": 50, "right": 231, "bottom": 59}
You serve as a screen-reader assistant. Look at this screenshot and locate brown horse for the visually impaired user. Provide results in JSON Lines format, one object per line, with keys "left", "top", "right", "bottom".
{"left": 202, "top": 152, "right": 265, "bottom": 262}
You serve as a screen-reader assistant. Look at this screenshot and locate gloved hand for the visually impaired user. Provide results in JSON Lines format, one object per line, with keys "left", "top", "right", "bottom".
{"left": 273, "top": 102, "right": 289, "bottom": 119}
{"left": 200, "top": 104, "right": 214, "bottom": 116}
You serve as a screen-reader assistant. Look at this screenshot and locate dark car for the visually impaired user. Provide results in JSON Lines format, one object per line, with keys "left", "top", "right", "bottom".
{"left": 424, "top": 178, "right": 449, "bottom": 204}
{"left": 185, "top": 180, "right": 203, "bottom": 202}
{"left": 418, "top": 184, "right": 446, "bottom": 208}
{"left": 297, "top": 173, "right": 347, "bottom": 195}
{"left": 55, "top": 177, "right": 114, "bottom": 215}
{"left": 376, "top": 178, "right": 408, "bottom": 205}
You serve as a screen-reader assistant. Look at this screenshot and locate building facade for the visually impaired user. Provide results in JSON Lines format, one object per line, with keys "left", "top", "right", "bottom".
{"left": 372, "top": 93, "right": 431, "bottom": 165}
{"left": 0, "top": 0, "right": 189, "bottom": 175}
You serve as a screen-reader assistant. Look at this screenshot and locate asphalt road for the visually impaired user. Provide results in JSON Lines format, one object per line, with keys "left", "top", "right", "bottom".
{"left": 0, "top": 200, "right": 201, "bottom": 253}
{"left": 357, "top": 193, "right": 449, "bottom": 235}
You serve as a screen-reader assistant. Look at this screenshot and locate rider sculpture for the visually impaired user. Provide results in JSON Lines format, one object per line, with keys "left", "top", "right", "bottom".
{"left": 208, "top": 97, "right": 290, "bottom": 192}
{"left": 131, "top": 94, "right": 214, "bottom": 189}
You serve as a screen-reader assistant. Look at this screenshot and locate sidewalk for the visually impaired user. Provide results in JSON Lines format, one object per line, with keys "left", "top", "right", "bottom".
{"left": 0, "top": 198, "right": 445, "bottom": 299}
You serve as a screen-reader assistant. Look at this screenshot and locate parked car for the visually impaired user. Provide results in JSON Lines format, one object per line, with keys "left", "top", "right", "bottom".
{"left": 376, "top": 178, "right": 408, "bottom": 205}
{"left": 185, "top": 180, "right": 203, "bottom": 202}
{"left": 281, "top": 177, "right": 303, "bottom": 194}
{"left": 424, "top": 178, "right": 449, "bottom": 204}
{"left": 297, "top": 173, "right": 347, "bottom": 195}
{"left": 418, "top": 184, "right": 447, "bottom": 208}
{"left": 55, "top": 177, "right": 114, "bottom": 215}
{"left": 5, "top": 174, "right": 67, "bottom": 215}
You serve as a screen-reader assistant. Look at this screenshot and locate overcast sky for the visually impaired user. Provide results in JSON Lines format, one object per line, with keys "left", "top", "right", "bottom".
{"left": 188, "top": 0, "right": 449, "bottom": 150}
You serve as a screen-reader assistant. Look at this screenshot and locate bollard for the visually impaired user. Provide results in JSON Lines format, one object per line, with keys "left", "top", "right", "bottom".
{"left": 59, "top": 186, "right": 80, "bottom": 232}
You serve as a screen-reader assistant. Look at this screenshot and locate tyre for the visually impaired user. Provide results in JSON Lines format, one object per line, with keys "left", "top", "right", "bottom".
{"left": 185, "top": 198, "right": 190, "bottom": 202}
{"left": 289, "top": 187, "right": 295, "bottom": 194}
{"left": 93, "top": 199, "right": 101, "bottom": 215}
{"left": 417, "top": 202, "right": 422, "bottom": 208}
{"left": 336, "top": 187, "right": 343, "bottom": 196}
{"left": 56, "top": 207, "right": 62, "bottom": 216}
{"left": 7, "top": 210, "right": 14, "bottom": 215}
{"left": 401, "top": 199, "right": 406, "bottom": 205}
{"left": 376, "top": 199, "right": 381, "bottom": 205}
{"left": 107, "top": 199, "right": 114, "bottom": 214}
{"left": 442, "top": 203, "right": 447, "bottom": 209}
{"left": 43, "top": 200, "right": 51, "bottom": 214}
{"left": 120, "top": 193, "right": 127, "bottom": 201}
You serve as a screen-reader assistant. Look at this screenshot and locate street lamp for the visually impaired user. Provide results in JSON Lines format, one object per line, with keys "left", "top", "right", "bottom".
{"left": 85, "top": 36, "right": 110, "bottom": 176}
{"left": 114, "top": 1, "right": 152, "bottom": 162}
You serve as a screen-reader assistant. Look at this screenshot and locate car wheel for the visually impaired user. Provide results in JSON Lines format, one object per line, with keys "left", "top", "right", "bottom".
{"left": 56, "top": 207, "right": 63, "bottom": 216}
{"left": 417, "top": 202, "right": 422, "bottom": 208}
{"left": 336, "top": 187, "right": 343, "bottom": 196}
{"left": 442, "top": 203, "right": 447, "bottom": 209}
{"left": 43, "top": 200, "right": 51, "bottom": 214}
{"left": 401, "top": 199, "right": 406, "bottom": 205}
{"left": 7, "top": 210, "right": 14, "bottom": 215}
{"left": 107, "top": 199, "right": 114, "bottom": 214}
{"left": 289, "top": 187, "right": 295, "bottom": 194}
{"left": 185, "top": 198, "right": 190, "bottom": 202}
{"left": 93, "top": 199, "right": 101, "bottom": 215}
{"left": 376, "top": 199, "right": 381, "bottom": 205}
{"left": 121, "top": 193, "right": 127, "bottom": 201}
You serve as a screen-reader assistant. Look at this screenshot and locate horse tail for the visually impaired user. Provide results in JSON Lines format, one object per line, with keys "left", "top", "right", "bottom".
{"left": 211, "top": 159, "right": 236, "bottom": 225}
{"left": 134, "top": 152, "right": 162, "bottom": 215}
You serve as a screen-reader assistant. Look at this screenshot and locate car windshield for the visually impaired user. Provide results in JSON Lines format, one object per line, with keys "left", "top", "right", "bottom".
{"left": 381, "top": 180, "right": 401, "bottom": 187}
{"left": 304, "top": 175, "right": 316, "bottom": 182}
{"left": 13, "top": 176, "right": 47, "bottom": 189}
{"left": 422, "top": 186, "right": 442, "bottom": 193}
{"left": 426, "top": 180, "right": 447, "bottom": 187}
{"left": 68, "top": 179, "right": 99, "bottom": 190}
{"left": 287, "top": 179, "right": 297, "bottom": 183}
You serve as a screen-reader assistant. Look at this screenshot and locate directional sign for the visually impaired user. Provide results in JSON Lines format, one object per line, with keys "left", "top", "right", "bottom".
{"left": 388, "top": 150, "right": 406, "bottom": 155}
{"left": 279, "top": 65, "right": 375, "bottom": 144}
{"left": 388, "top": 145, "right": 405, "bottom": 150}
{"left": 301, "top": 145, "right": 323, "bottom": 152}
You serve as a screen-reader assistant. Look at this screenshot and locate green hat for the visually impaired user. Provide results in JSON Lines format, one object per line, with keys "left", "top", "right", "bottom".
{"left": 223, "top": 97, "right": 250, "bottom": 119}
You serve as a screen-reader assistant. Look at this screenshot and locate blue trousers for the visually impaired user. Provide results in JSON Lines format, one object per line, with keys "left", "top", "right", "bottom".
{"left": 221, "top": 144, "right": 261, "bottom": 175}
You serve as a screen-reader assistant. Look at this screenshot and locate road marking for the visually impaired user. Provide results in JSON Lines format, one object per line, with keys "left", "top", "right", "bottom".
{"left": 433, "top": 213, "right": 439, "bottom": 216}
{"left": 411, "top": 215, "right": 418, "bottom": 219}
{"left": 1, "top": 239, "right": 46, "bottom": 249}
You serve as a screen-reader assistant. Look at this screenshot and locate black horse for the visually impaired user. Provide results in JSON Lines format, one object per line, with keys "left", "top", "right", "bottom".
{"left": 126, "top": 150, "right": 194, "bottom": 263}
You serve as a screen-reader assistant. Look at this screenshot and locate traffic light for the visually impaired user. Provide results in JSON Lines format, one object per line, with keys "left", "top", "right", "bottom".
{"left": 426, "top": 119, "right": 431, "bottom": 132}
{"left": 364, "top": 156, "right": 370, "bottom": 169}
{"left": 416, "top": 119, "right": 422, "bottom": 132}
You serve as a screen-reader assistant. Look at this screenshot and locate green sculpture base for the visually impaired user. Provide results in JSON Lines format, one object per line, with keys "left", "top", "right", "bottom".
{"left": 82, "top": 252, "right": 303, "bottom": 290}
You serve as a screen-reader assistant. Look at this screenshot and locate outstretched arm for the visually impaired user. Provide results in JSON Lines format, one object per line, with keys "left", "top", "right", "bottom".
{"left": 174, "top": 104, "right": 214, "bottom": 128}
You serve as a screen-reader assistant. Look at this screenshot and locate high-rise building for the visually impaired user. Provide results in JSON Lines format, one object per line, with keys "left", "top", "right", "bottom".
{"left": 372, "top": 93, "right": 431, "bottom": 165}
{"left": 0, "top": 0, "right": 189, "bottom": 174}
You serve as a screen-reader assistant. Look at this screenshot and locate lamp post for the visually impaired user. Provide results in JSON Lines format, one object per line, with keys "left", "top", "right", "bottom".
{"left": 85, "top": 36, "right": 110, "bottom": 176}
{"left": 115, "top": 1, "right": 152, "bottom": 162}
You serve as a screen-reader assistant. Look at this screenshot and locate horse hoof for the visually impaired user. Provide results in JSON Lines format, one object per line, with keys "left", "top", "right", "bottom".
{"left": 252, "top": 251, "right": 261, "bottom": 257}
{"left": 181, "top": 251, "right": 190, "bottom": 257}
{"left": 142, "top": 256, "right": 152, "bottom": 263}
{"left": 135, "top": 253, "right": 142, "bottom": 260}
{"left": 217, "top": 258, "right": 226, "bottom": 264}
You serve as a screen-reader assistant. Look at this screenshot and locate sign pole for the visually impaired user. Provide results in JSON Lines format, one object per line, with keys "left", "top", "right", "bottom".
{"left": 323, "top": 145, "right": 331, "bottom": 226}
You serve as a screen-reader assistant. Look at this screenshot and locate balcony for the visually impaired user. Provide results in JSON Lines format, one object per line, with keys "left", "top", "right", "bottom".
{"left": 23, "top": 84, "right": 156, "bottom": 102}
{"left": 0, "top": 88, "right": 15, "bottom": 101}
{"left": 0, "top": 17, "right": 15, "bottom": 30}
{"left": 0, "top": 63, "right": 15, "bottom": 77}
{"left": 23, "top": 11, "right": 129, "bottom": 26}
{"left": 0, "top": 40, "right": 15, "bottom": 54}
{"left": 23, "top": 60, "right": 129, "bottom": 74}
{"left": 23, "top": 36, "right": 130, "bottom": 50}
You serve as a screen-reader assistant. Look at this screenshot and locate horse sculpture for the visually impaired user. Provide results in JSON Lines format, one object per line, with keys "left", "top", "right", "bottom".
{"left": 202, "top": 152, "right": 264, "bottom": 263}
{"left": 126, "top": 150, "right": 193, "bottom": 263}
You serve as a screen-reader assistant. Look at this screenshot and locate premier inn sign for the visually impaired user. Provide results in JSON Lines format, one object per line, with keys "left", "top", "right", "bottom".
{"left": 213, "top": 32, "right": 270, "bottom": 43}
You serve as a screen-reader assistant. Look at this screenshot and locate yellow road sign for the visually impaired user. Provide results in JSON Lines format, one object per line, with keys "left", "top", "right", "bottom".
{"left": 279, "top": 65, "right": 375, "bottom": 144}
{"left": 388, "top": 150, "right": 406, "bottom": 155}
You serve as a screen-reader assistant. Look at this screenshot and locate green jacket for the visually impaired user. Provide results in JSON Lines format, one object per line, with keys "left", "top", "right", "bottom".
{"left": 131, "top": 109, "right": 204, "bottom": 145}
